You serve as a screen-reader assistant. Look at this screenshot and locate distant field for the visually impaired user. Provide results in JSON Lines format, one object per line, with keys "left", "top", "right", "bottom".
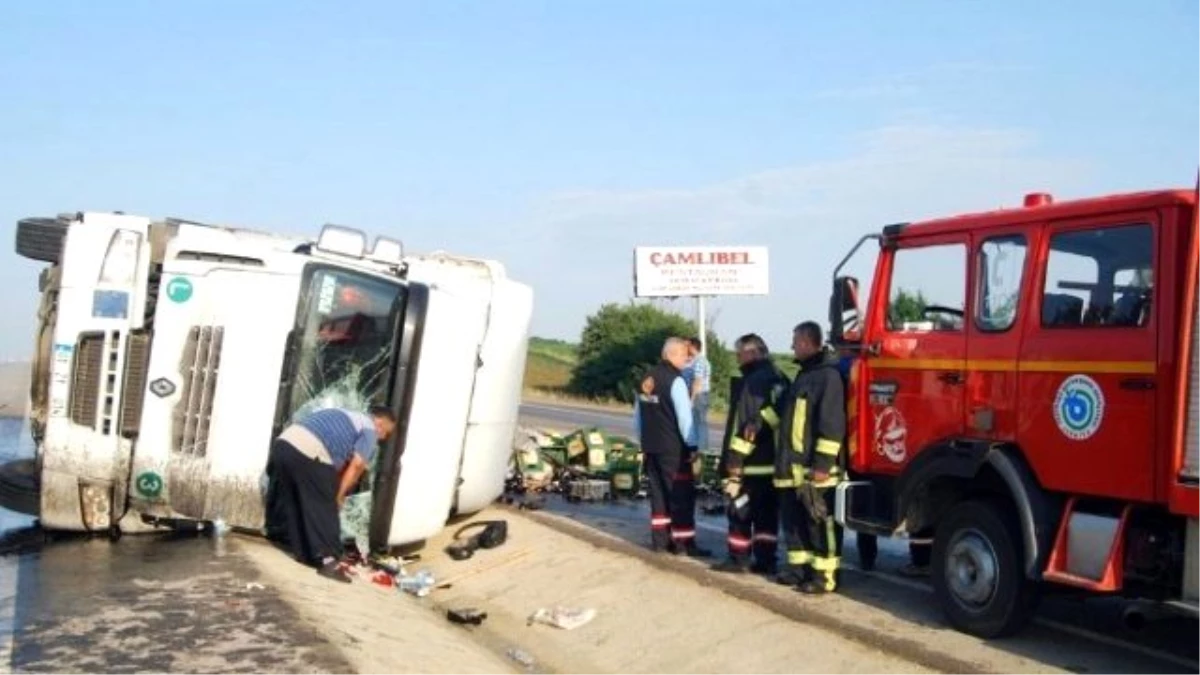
{"left": 521, "top": 337, "right": 798, "bottom": 411}
{"left": 522, "top": 337, "right": 577, "bottom": 393}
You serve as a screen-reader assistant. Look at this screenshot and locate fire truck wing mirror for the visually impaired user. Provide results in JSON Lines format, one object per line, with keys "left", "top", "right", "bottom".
{"left": 830, "top": 276, "right": 862, "bottom": 344}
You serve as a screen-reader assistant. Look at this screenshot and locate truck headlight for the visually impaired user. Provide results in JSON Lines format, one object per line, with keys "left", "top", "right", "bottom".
{"left": 79, "top": 481, "right": 112, "bottom": 531}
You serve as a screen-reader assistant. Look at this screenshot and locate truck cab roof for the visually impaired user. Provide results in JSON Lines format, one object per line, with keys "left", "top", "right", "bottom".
{"left": 889, "top": 189, "right": 1196, "bottom": 241}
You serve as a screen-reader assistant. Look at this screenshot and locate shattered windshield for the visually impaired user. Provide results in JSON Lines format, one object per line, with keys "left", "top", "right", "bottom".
{"left": 287, "top": 266, "right": 406, "bottom": 423}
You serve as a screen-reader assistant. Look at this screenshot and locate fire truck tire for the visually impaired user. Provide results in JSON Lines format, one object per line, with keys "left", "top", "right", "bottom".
{"left": 15, "top": 217, "right": 68, "bottom": 264}
{"left": 931, "top": 498, "right": 1037, "bottom": 638}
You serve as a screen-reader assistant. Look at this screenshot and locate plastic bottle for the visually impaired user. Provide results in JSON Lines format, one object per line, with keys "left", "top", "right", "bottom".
{"left": 397, "top": 569, "right": 435, "bottom": 597}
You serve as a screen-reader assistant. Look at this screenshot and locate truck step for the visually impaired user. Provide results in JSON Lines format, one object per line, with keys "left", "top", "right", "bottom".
{"left": 1042, "top": 497, "right": 1130, "bottom": 592}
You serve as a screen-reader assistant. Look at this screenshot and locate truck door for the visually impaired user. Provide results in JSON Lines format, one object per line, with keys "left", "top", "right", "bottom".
{"left": 965, "top": 227, "right": 1036, "bottom": 441}
{"left": 370, "top": 283, "right": 487, "bottom": 548}
{"left": 1018, "top": 213, "right": 1158, "bottom": 501}
{"left": 865, "top": 234, "right": 969, "bottom": 473}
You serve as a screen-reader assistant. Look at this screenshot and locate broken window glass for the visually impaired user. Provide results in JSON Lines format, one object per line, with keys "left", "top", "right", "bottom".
{"left": 282, "top": 266, "right": 407, "bottom": 550}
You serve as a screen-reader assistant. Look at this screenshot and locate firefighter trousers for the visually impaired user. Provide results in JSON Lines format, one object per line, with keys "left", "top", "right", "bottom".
{"left": 644, "top": 450, "right": 698, "bottom": 549}
{"left": 779, "top": 484, "right": 842, "bottom": 590}
{"left": 726, "top": 474, "right": 778, "bottom": 565}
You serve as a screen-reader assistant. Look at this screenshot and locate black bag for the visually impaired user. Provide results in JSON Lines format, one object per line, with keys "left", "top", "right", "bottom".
{"left": 445, "top": 520, "right": 508, "bottom": 561}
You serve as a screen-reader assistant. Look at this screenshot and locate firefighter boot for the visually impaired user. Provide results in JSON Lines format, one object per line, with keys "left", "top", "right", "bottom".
{"left": 772, "top": 565, "right": 812, "bottom": 588}
{"left": 750, "top": 558, "right": 778, "bottom": 576}
{"left": 676, "top": 542, "right": 713, "bottom": 558}
{"left": 711, "top": 554, "right": 752, "bottom": 574}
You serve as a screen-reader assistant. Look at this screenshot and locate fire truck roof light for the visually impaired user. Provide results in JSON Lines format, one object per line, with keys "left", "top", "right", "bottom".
{"left": 316, "top": 225, "right": 366, "bottom": 258}
{"left": 1023, "top": 192, "right": 1054, "bottom": 207}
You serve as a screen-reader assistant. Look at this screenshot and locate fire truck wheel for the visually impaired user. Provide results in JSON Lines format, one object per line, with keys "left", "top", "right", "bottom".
{"left": 15, "top": 217, "right": 68, "bottom": 264}
{"left": 931, "top": 498, "right": 1036, "bottom": 638}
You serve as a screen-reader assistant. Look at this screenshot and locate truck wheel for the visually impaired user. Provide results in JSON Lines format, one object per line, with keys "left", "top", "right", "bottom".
{"left": 931, "top": 499, "right": 1036, "bottom": 638}
{"left": 0, "top": 458, "right": 40, "bottom": 516}
{"left": 856, "top": 532, "right": 878, "bottom": 571}
{"left": 15, "top": 217, "right": 68, "bottom": 263}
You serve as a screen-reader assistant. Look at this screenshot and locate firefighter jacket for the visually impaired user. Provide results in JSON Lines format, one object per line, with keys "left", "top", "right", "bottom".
{"left": 719, "top": 358, "right": 788, "bottom": 479}
{"left": 775, "top": 348, "right": 846, "bottom": 489}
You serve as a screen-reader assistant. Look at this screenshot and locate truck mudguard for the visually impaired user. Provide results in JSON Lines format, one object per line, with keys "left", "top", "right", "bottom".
{"left": 895, "top": 439, "right": 1056, "bottom": 580}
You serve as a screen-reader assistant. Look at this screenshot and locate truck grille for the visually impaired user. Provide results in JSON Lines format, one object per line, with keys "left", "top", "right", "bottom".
{"left": 172, "top": 326, "right": 224, "bottom": 457}
{"left": 69, "top": 333, "right": 105, "bottom": 427}
{"left": 120, "top": 330, "right": 151, "bottom": 438}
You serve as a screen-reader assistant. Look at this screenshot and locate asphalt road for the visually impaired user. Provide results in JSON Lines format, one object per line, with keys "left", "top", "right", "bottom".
{"left": 520, "top": 401, "right": 725, "bottom": 451}
{"left": 518, "top": 400, "right": 1200, "bottom": 674}
{"left": 1, "top": 532, "right": 350, "bottom": 673}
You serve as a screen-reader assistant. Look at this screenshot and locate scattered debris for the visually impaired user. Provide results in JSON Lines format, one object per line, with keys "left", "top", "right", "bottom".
{"left": 509, "top": 425, "right": 726, "bottom": 504}
{"left": 446, "top": 520, "right": 509, "bottom": 561}
{"left": 244, "top": 582, "right": 265, "bottom": 591}
{"left": 506, "top": 648, "right": 536, "bottom": 669}
{"left": 566, "top": 478, "right": 611, "bottom": 503}
{"left": 397, "top": 569, "right": 437, "bottom": 597}
{"left": 446, "top": 607, "right": 488, "bottom": 626}
{"left": 527, "top": 606, "right": 597, "bottom": 631}
{"left": 369, "top": 570, "right": 396, "bottom": 589}
{"left": 369, "top": 553, "right": 405, "bottom": 575}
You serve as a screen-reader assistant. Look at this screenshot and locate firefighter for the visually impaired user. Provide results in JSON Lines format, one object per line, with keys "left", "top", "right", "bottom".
{"left": 774, "top": 321, "right": 847, "bottom": 594}
{"left": 634, "top": 336, "right": 712, "bottom": 557}
{"left": 712, "top": 333, "right": 788, "bottom": 575}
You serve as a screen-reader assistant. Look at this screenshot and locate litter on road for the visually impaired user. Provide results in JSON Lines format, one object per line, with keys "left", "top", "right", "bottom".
{"left": 527, "top": 606, "right": 598, "bottom": 631}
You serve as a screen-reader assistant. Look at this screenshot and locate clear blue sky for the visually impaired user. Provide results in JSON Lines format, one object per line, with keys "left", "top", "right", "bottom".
{"left": 0, "top": 1, "right": 1196, "bottom": 359}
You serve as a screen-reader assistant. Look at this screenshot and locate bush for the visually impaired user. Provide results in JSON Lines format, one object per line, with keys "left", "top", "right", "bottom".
{"left": 568, "top": 303, "right": 734, "bottom": 405}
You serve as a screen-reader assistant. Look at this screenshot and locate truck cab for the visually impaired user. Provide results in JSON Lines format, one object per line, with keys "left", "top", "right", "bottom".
{"left": 829, "top": 189, "right": 1198, "bottom": 637}
{"left": 8, "top": 211, "right": 532, "bottom": 551}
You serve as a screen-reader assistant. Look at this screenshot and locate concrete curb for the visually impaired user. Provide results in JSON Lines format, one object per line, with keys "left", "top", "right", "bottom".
{"left": 500, "top": 504, "right": 987, "bottom": 675}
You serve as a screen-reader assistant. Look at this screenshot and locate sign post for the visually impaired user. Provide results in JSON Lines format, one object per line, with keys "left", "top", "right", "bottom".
{"left": 632, "top": 246, "right": 770, "bottom": 348}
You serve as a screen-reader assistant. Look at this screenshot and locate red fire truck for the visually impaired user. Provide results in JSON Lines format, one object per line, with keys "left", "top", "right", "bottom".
{"left": 829, "top": 187, "right": 1198, "bottom": 638}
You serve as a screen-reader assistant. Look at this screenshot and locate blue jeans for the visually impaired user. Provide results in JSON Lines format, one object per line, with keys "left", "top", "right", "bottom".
{"left": 692, "top": 392, "right": 710, "bottom": 451}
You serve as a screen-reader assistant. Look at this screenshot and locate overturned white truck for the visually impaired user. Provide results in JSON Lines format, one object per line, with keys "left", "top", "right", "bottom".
{"left": 10, "top": 212, "right": 532, "bottom": 549}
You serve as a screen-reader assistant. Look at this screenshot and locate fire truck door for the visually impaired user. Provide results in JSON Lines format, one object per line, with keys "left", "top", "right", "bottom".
{"left": 1018, "top": 213, "right": 1159, "bottom": 502}
{"left": 966, "top": 228, "right": 1035, "bottom": 441}
{"left": 867, "top": 234, "right": 969, "bottom": 474}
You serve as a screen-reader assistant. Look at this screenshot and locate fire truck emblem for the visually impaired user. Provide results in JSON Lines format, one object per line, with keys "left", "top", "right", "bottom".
{"left": 874, "top": 406, "right": 908, "bottom": 463}
{"left": 1053, "top": 374, "right": 1105, "bottom": 441}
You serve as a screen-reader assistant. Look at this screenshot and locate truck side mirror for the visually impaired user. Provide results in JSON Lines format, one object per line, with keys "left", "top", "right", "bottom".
{"left": 829, "top": 276, "right": 862, "bottom": 344}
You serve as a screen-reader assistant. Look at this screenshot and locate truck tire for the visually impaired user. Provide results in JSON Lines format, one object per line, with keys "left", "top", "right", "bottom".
{"left": 0, "top": 458, "right": 40, "bottom": 517}
{"left": 931, "top": 498, "right": 1037, "bottom": 638}
{"left": 15, "top": 217, "right": 68, "bottom": 263}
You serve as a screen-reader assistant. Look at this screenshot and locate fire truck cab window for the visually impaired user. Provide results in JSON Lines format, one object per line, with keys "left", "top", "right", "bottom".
{"left": 886, "top": 243, "right": 966, "bottom": 333}
{"left": 975, "top": 235, "right": 1027, "bottom": 332}
{"left": 1041, "top": 223, "right": 1153, "bottom": 329}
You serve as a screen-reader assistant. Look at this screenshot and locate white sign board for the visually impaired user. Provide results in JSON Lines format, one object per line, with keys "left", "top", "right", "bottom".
{"left": 633, "top": 246, "right": 769, "bottom": 297}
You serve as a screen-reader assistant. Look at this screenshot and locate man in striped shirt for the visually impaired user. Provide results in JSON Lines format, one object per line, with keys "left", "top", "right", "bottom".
{"left": 266, "top": 405, "right": 396, "bottom": 582}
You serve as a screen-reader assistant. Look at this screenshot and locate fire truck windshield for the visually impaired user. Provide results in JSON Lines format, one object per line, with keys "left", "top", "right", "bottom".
{"left": 285, "top": 266, "right": 407, "bottom": 422}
